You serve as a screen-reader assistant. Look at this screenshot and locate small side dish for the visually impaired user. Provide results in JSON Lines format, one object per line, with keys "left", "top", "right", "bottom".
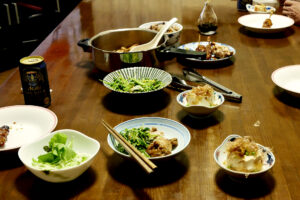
{"left": 103, "top": 67, "right": 172, "bottom": 94}
{"left": 103, "top": 75, "right": 164, "bottom": 93}
{"left": 214, "top": 134, "right": 275, "bottom": 179}
{"left": 225, "top": 136, "right": 267, "bottom": 172}
{"left": 18, "top": 129, "right": 100, "bottom": 183}
{"left": 107, "top": 117, "right": 191, "bottom": 160}
{"left": 195, "top": 37, "right": 233, "bottom": 60}
{"left": 184, "top": 84, "right": 218, "bottom": 107}
{"left": 254, "top": 4, "right": 267, "bottom": 12}
{"left": 177, "top": 84, "right": 224, "bottom": 116}
{"left": 115, "top": 127, "right": 178, "bottom": 158}
{"left": 149, "top": 22, "right": 180, "bottom": 33}
{"left": 0, "top": 125, "right": 9, "bottom": 146}
{"left": 32, "top": 133, "right": 89, "bottom": 170}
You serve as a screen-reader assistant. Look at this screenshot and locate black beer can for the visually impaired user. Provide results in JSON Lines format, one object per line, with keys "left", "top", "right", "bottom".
{"left": 19, "top": 56, "right": 51, "bottom": 107}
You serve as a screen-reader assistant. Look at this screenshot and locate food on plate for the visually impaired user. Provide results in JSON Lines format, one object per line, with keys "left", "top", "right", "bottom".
{"left": 183, "top": 84, "right": 218, "bottom": 107}
{"left": 225, "top": 136, "right": 269, "bottom": 172}
{"left": 115, "top": 127, "right": 178, "bottom": 157}
{"left": 32, "top": 133, "right": 89, "bottom": 170}
{"left": 254, "top": 4, "right": 267, "bottom": 12}
{"left": 262, "top": 18, "right": 273, "bottom": 28}
{"left": 115, "top": 44, "right": 139, "bottom": 53}
{"left": 103, "top": 75, "right": 164, "bottom": 93}
{"left": 149, "top": 22, "right": 179, "bottom": 33}
{"left": 196, "top": 37, "right": 233, "bottom": 60}
{"left": 0, "top": 125, "right": 9, "bottom": 146}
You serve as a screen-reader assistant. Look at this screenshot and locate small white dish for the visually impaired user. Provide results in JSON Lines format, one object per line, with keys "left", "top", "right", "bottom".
{"left": 139, "top": 21, "right": 183, "bottom": 47}
{"left": 0, "top": 105, "right": 57, "bottom": 152}
{"left": 107, "top": 117, "right": 191, "bottom": 160}
{"left": 18, "top": 129, "right": 100, "bottom": 183}
{"left": 176, "top": 90, "right": 224, "bottom": 116}
{"left": 271, "top": 65, "right": 300, "bottom": 97}
{"left": 238, "top": 14, "right": 294, "bottom": 33}
{"left": 214, "top": 134, "right": 275, "bottom": 179}
{"left": 246, "top": 4, "right": 276, "bottom": 14}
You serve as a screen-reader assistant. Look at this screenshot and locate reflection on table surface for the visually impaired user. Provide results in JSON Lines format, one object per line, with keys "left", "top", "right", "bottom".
{"left": 0, "top": 0, "right": 300, "bottom": 199}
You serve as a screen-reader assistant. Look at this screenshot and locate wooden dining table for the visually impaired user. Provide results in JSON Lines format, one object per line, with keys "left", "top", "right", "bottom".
{"left": 0, "top": 0, "right": 300, "bottom": 199}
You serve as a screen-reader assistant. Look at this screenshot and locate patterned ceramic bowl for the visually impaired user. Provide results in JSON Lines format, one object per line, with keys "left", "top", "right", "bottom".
{"left": 214, "top": 134, "right": 275, "bottom": 179}
{"left": 107, "top": 117, "right": 191, "bottom": 160}
{"left": 103, "top": 67, "right": 172, "bottom": 94}
{"left": 139, "top": 21, "right": 183, "bottom": 47}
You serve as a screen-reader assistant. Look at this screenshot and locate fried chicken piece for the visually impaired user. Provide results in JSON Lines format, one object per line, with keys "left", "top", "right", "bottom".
{"left": 263, "top": 18, "right": 272, "bottom": 28}
{"left": 146, "top": 136, "right": 178, "bottom": 157}
{"left": 0, "top": 125, "right": 9, "bottom": 146}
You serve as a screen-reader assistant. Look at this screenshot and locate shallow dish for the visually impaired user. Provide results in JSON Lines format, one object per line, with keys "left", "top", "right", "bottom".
{"left": 238, "top": 14, "right": 294, "bottom": 33}
{"left": 177, "top": 90, "right": 224, "bottom": 116}
{"left": 271, "top": 65, "right": 300, "bottom": 97}
{"left": 246, "top": 4, "right": 276, "bottom": 14}
{"left": 0, "top": 105, "right": 57, "bottom": 152}
{"left": 214, "top": 134, "right": 275, "bottom": 179}
{"left": 178, "top": 42, "right": 236, "bottom": 63}
{"left": 107, "top": 117, "right": 191, "bottom": 160}
{"left": 18, "top": 129, "right": 100, "bottom": 183}
{"left": 139, "top": 21, "right": 183, "bottom": 46}
{"left": 103, "top": 67, "right": 172, "bottom": 94}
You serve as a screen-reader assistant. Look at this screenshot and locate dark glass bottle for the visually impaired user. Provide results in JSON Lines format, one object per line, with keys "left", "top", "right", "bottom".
{"left": 197, "top": 1, "right": 218, "bottom": 35}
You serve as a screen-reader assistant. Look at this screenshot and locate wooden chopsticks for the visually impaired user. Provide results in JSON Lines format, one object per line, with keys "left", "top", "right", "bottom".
{"left": 102, "top": 120, "right": 157, "bottom": 173}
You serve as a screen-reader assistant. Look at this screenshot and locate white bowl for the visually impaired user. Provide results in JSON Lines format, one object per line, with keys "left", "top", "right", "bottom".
{"left": 238, "top": 14, "right": 294, "bottom": 33}
{"left": 176, "top": 90, "right": 224, "bottom": 116}
{"left": 139, "top": 21, "right": 183, "bottom": 47}
{"left": 214, "top": 134, "right": 275, "bottom": 179}
{"left": 107, "top": 117, "right": 191, "bottom": 160}
{"left": 246, "top": 4, "right": 276, "bottom": 14}
{"left": 18, "top": 129, "right": 100, "bottom": 183}
{"left": 271, "top": 65, "right": 300, "bottom": 97}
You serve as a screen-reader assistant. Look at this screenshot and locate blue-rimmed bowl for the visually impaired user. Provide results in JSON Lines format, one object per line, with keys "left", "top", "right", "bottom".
{"left": 214, "top": 134, "right": 275, "bottom": 179}
{"left": 178, "top": 42, "right": 236, "bottom": 63}
{"left": 246, "top": 4, "right": 276, "bottom": 14}
{"left": 107, "top": 117, "right": 191, "bottom": 160}
{"left": 176, "top": 90, "right": 224, "bottom": 116}
{"left": 139, "top": 21, "right": 183, "bottom": 47}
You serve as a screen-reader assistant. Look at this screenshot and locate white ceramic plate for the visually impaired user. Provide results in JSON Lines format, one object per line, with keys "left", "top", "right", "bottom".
{"left": 107, "top": 117, "right": 191, "bottom": 160}
{"left": 238, "top": 14, "right": 294, "bottom": 33}
{"left": 103, "top": 67, "right": 172, "bottom": 94}
{"left": 246, "top": 4, "right": 276, "bottom": 14}
{"left": 271, "top": 65, "right": 300, "bottom": 97}
{"left": 18, "top": 129, "right": 100, "bottom": 182}
{"left": 178, "top": 42, "right": 236, "bottom": 63}
{"left": 214, "top": 134, "right": 275, "bottom": 179}
{"left": 0, "top": 105, "right": 57, "bottom": 151}
{"left": 177, "top": 90, "right": 224, "bottom": 116}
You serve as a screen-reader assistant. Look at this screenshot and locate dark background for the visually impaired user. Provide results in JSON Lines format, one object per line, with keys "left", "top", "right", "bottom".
{"left": 0, "top": 0, "right": 81, "bottom": 69}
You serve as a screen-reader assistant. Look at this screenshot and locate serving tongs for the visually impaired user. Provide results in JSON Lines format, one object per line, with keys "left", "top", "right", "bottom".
{"left": 175, "top": 68, "right": 242, "bottom": 102}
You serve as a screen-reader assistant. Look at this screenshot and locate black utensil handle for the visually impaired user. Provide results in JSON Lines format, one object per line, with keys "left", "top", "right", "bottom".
{"left": 77, "top": 38, "right": 92, "bottom": 52}
{"left": 161, "top": 47, "right": 206, "bottom": 59}
{"left": 222, "top": 93, "right": 243, "bottom": 103}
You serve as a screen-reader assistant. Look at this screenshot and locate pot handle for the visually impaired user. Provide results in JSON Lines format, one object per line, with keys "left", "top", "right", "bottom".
{"left": 77, "top": 38, "right": 92, "bottom": 52}
{"left": 160, "top": 47, "right": 206, "bottom": 60}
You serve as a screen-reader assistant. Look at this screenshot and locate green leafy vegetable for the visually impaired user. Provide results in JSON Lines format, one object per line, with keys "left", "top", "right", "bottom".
{"left": 101, "top": 75, "right": 164, "bottom": 93}
{"left": 32, "top": 133, "right": 88, "bottom": 170}
{"left": 115, "top": 127, "right": 157, "bottom": 157}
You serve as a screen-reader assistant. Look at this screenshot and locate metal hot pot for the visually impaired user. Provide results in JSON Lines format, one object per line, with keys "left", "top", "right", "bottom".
{"left": 78, "top": 28, "right": 206, "bottom": 72}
